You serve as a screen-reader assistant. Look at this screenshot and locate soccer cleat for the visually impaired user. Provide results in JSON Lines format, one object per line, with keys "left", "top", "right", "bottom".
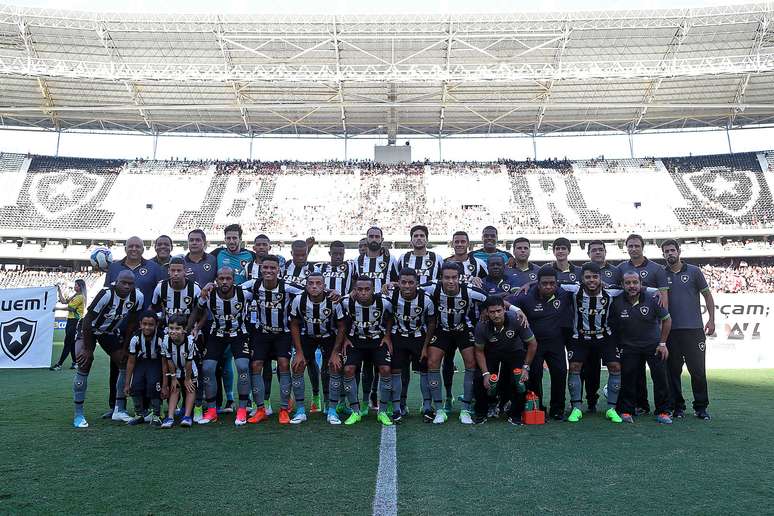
{"left": 175, "top": 408, "right": 183, "bottom": 417}
{"left": 507, "top": 417, "right": 524, "bottom": 426}
{"left": 344, "top": 411, "right": 362, "bottom": 425}
{"left": 198, "top": 407, "right": 218, "bottom": 424}
{"left": 220, "top": 400, "right": 234, "bottom": 414}
{"left": 550, "top": 411, "right": 565, "bottom": 421}
{"left": 149, "top": 415, "right": 162, "bottom": 427}
{"left": 290, "top": 409, "right": 307, "bottom": 424}
{"left": 473, "top": 415, "right": 488, "bottom": 425}
{"left": 235, "top": 407, "right": 248, "bottom": 426}
{"left": 180, "top": 416, "right": 193, "bottom": 427}
{"left": 278, "top": 408, "right": 291, "bottom": 425}
{"left": 656, "top": 412, "right": 673, "bottom": 425}
{"left": 160, "top": 417, "right": 174, "bottom": 429}
{"left": 459, "top": 410, "right": 473, "bottom": 425}
{"left": 73, "top": 415, "right": 89, "bottom": 428}
{"left": 327, "top": 408, "right": 342, "bottom": 425}
{"left": 265, "top": 403, "right": 273, "bottom": 416}
{"left": 694, "top": 409, "right": 711, "bottom": 421}
{"left": 567, "top": 407, "right": 583, "bottom": 423}
{"left": 101, "top": 409, "right": 114, "bottom": 419}
{"left": 359, "top": 405, "right": 369, "bottom": 417}
{"left": 392, "top": 411, "right": 403, "bottom": 424}
{"left": 635, "top": 407, "right": 650, "bottom": 417}
{"left": 111, "top": 409, "right": 132, "bottom": 423}
{"left": 193, "top": 406, "right": 203, "bottom": 423}
{"left": 310, "top": 395, "right": 321, "bottom": 413}
{"left": 621, "top": 413, "right": 634, "bottom": 423}
{"left": 423, "top": 409, "right": 435, "bottom": 423}
{"left": 432, "top": 409, "right": 448, "bottom": 424}
{"left": 673, "top": 408, "right": 685, "bottom": 419}
{"left": 247, "top": 407, "right": 267, "bottom": 424}
{"left": 400, "top": 405, "right": 409, "bottom": 417}
{"left": 49, "top": 364, "right": 62, "bottom": 371}
{"left": 605, "top": 408, "right": 623, "bottom": 423}
{"left": 487, "top": 404, "right": 498, "bottom": 418}
{"left": 143, "top": 410, "right": 153, "bottom": 423}
{"left": 444, "top": 397, "right": 453, "bottom": 412}
{"left": 127, "top": 415, "right": 145, "bottom": 426}
{"left": 335, "top": 401, "right": 352, "bottom": 416}
{"left": 377, "top": 411, "right": 393, "bottom": 426}
{"left": 69, "top": 363, "right": 77, "bottom": 370}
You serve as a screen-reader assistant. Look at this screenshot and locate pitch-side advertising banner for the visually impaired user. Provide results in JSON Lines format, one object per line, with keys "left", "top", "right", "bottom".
{"left": 0, "top": 286, "right": 55, "bottom": 368}
{"left": 703, "top": 293, "right": 774, "bottom": 369}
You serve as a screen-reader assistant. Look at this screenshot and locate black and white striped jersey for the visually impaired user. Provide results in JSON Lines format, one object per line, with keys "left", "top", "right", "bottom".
{"left": 446, "top": 256, "right": 489, "bottom": 284}
{"left": 86, "top": 286, "right": 144, "bottom": 335}
{"left": 290, "top": 293, "right": 345, "bottom": 338}
{"left": 128, "top": 332, "right": 162, "bottom": 360}
{"left": 420, "top": 281, "right": 487, "bottom": 332}
{"left": 395, "top": 251, "right": 442, "bottom": 284}
{"left": 161, "top": 334, "right": 197, "bottom": 379}
{"left": 281, "top": 261, "right": 315, "bottom": 286}
{"left": 315, "top": 261, "right": 356, "bottom": 294}
{"left": 355, "top": 254, "right": 399, "bottom": 292}
{"left": 389, "top": 288, "right": 436, "bottom": 337}
{"left": 342, "top": 295, "right": 393, "bottom": 339}
{"left": 151, "top": 279, "right": 201, "bottom": 324}
{"left": 246, "top": 255, "right": 288, "bottom": 283}
{"left": 198, "top": 287, "right": 252, "bottom": 337}
{"left": 242, "top": 279, "right": 304, "bottom": 334}
{"left": 560, "top": 284, "right": 625, "bottom": 340}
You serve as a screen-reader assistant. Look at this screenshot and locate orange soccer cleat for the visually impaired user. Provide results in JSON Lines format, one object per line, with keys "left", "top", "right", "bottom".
{"left": 279, "top": 408, "right": 291, "bottom": 424}
{"left": 247, "top": 407, "right": 267, "bottom": 424}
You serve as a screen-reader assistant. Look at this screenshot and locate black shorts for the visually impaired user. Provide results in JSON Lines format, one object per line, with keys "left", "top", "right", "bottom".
{"left": 130, "top": 358, "right": 162, "bottom": 398}
{"left": 302, "top": 335, "right": 336, "bottom": 361}
{"left": 567, "top": 336, "right": 620, "bottom": 365}
{"left": 204, "top": 334, "right": 251, "bottom": 361}
{"left": 344, "top": 338, "right": 392, "bottom": 368}
{"left": 430, "top": 328, "right": 475, "bottom": 353}
{"left": 251, "top": 332, "right": 292, "bottom": 362}
{"left": 392, "top": 334, "right": 425, "bottom": 370}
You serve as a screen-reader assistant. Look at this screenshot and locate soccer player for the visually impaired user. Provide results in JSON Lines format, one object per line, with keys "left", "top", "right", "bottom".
{"left": 151, "top": 257, "right": 201, "bottom": 327}
{"left": 512, "top": 266, "right": 570, "bottom": 420}
{"left": 581, "top": 239, "right": 622, "bottom": 413}
{"left": 508, "top": 237, "right": 540, "bottom": 287}
{"left": 618, "top": 233, "right": 669, "bottom": 415}
{"left": 211, "top": 224, "right": 256, "bottom": 285}
{"left": 420, "top": 262, "right": 490, "bottom": 424}
{"left": 608, "top": 272, "right": 673, "bottom": 424}
{"left": 357, "top": 238, "right": 368, "bottom": 257}
{"left": 193, "top": 266, "right": 253, "bottom": 426}
{"left": 394, "top": 225, "right": 442, "bottom": 284}
{"left": 474, "top": 296, "right": 537, "bottom": 425}
{"left": 247, "top": 234, "right": 287, "bottom": 282}
{"left": 124, "top": 311, "right": 163, "bottom": 426}
{"left": 559, "top": 262, "right": 656, "bottom": 424}
{"left": 103, "top": 236, "right": 165, "bottom": 418}
{"left": 72, "top": 270, "right": 143, "bottom": 428}
{"left": 446, "top": 230, "right": 487, "bottom": 287}
{"left": 388, "top": 267, "right": 437, "bottom": 422}
{"left": 662, "top": 239, "right": 714, "bottom": 420}
{"left": 242, "top": 255, "right": 305, "bottom": 425}
{"left": 482, "top": 255, "right": 518, "bottom": 297}
{"left": 152, "top": 234, "right": 173, "bottom": 269}
{"left": 470, "top": 226, "right": 513, "bottom": 264}
{"left": 160, "top": 315, "right": 198, "bottom": 428}
{"left": 316, "top": 240, "right": 356, "bottom": 295}
{"left": 281, "top": 239, "right": 316, "bottom": 286}
{"left": 334, "top": 277, "right": 394, "bottom": 426}
{"left": 183, "top": 229, "right": 217, "bottom": 288}
{"left": 289, "top": 272, "right": 346, "bottom": 424}
{"left": 549, "top": 237, "right": 581, "bottom": 285}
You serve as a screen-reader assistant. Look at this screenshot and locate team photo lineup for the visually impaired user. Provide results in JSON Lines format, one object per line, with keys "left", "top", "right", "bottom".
{"left": 68, "top": 223, "right": 713, "bottom": 430}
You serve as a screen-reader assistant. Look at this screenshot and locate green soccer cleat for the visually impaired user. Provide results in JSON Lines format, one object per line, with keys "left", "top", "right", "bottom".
{"left": 359, "top": 405, "right": 369, "bottom": 417}
{"left": 336, "top": 400, "right": 352, "bottom": 416}
{"left": 377, "top": 411, "right": 394, "bottom": 426}
{"left": 567, "top": 407, "right": 583, "bottom": 423}
{"left": 605, "top": 408, "right": 623, "bottom": 423}
{"left": 344, "top": 411, "right": 362, "bottom": 426}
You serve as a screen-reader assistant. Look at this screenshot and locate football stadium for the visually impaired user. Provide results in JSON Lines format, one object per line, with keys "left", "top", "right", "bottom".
{"left": 0, "top": 1, "right": 773, "bottom": 514}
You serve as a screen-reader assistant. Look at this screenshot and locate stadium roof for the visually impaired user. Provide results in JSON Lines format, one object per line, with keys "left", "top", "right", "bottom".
{"left": 0, "top": 3, "right": 773, "bottom": 138}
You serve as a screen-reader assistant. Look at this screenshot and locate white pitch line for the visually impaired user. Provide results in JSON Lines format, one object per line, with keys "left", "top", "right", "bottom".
{"left": 373, "top": 425, "right": 397, "bottom": 516}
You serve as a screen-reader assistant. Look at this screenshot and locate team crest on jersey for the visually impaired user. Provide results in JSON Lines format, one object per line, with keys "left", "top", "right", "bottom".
{"left": 600, "top": 298, "right": 607, "bottom": 306}
{"left": 567, "top": 350, "right": 574, "bottom": 360}
{"left": 457, "top": 299, "right": 467, "bottom": 308}
{"left": 569, "top": 274, "right": 576, "bottom": 281}
{"left": 698, "top": 341, "right": 706, "bottom": 352}
{"left": 505, "top": 330, "right": 515, "bottom": 338}
{"left": 125, "top": 301, "right": 134, "bottom": 310}
{"left": 640, "top": 270, "right": 648, "bottom": 278}
{"left": 184, "top": 296, "right": 192, "bottom": 305}
{"left": 203, "top": 263, "right": 212, "bottom": 271}
{"left": 425, "top": 258, "right": 433, "bottom": 268}
{"left": 339, "top": 263, "right": 347, "bottom": 271}
{"left": 0, "top": 317, "right": 36, "bottom": 361}
{"left": 529, "top": 273, "right": 537, "bottom": 280}
{"left": 322, "top": 307, "right": 332, "bottom": 317}
{"left": 501, "top": 284, "right": 511, "bottom": 292}
{"left": 372, "top": 310, "right": 381, "bottom": 318}
{"left": 240, "top": 260, "right": 249, "bottom": 269}
{"left": 274, "top": 293, "right": 284, "bottom": 302}
{"left": 605, "top": 270, "right": 612, "bottom": 277}
{"left": 681, "top": 274, "right": 689, "bottom": 283}
{"left": 139, "top": 268, "right": 148, "bottom": 276}
{"left": 552, "top": 299, "right": 561, "bottom": 309}
{"left": 640, "top": 306, "right": 650, "bottom": 316}
{"left": 467, "top": 264, "right": 475, "bottom": 271}
{"left": 378, "top": 261, "right": 387, "bottom": 270}
{"left": 235, "top": 303, "right": 243, "bottom": 311}
{"left": 413, "top": 306, "right": 423, "bottom": 315}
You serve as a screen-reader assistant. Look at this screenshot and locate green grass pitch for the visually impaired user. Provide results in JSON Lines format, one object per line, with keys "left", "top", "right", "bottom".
{"left": 0, "top": 341, "right": 770, "bottom": 515}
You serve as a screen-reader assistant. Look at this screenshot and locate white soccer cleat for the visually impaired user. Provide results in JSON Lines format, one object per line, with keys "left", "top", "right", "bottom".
{"left": 433, "top": 409, "right": 448, "bottom": 424}
{"left": 459, "top": 410, "right": 473, "bottom": 425}
{"left": 265, "top": 403, "right": 273, "bottom": 416}
{"left": 327, "top": 413, "right": 342, "bottom": 425}
{"left": 290, "top": 412, "right": 307, "bottom": 425}
{"left": 73, "top": 415, "right": 89, "bottom": 428}
{"left": 111, "top": 409, "right": 132, "bottom": 423}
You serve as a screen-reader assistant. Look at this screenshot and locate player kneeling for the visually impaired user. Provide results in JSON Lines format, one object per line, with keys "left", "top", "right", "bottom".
{"left": 124, "top": 311, "right": 163, "bottom": 426}
{"left": 160, "top": 315, "right": 198, "bottom": 428}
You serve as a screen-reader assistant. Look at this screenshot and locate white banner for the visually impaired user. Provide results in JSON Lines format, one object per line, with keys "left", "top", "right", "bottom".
{"left": 0, "top": 286, "right": 56, "bottom": 368}
{"left": 702, "top": 293, "right": 774, "bottom": 369}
